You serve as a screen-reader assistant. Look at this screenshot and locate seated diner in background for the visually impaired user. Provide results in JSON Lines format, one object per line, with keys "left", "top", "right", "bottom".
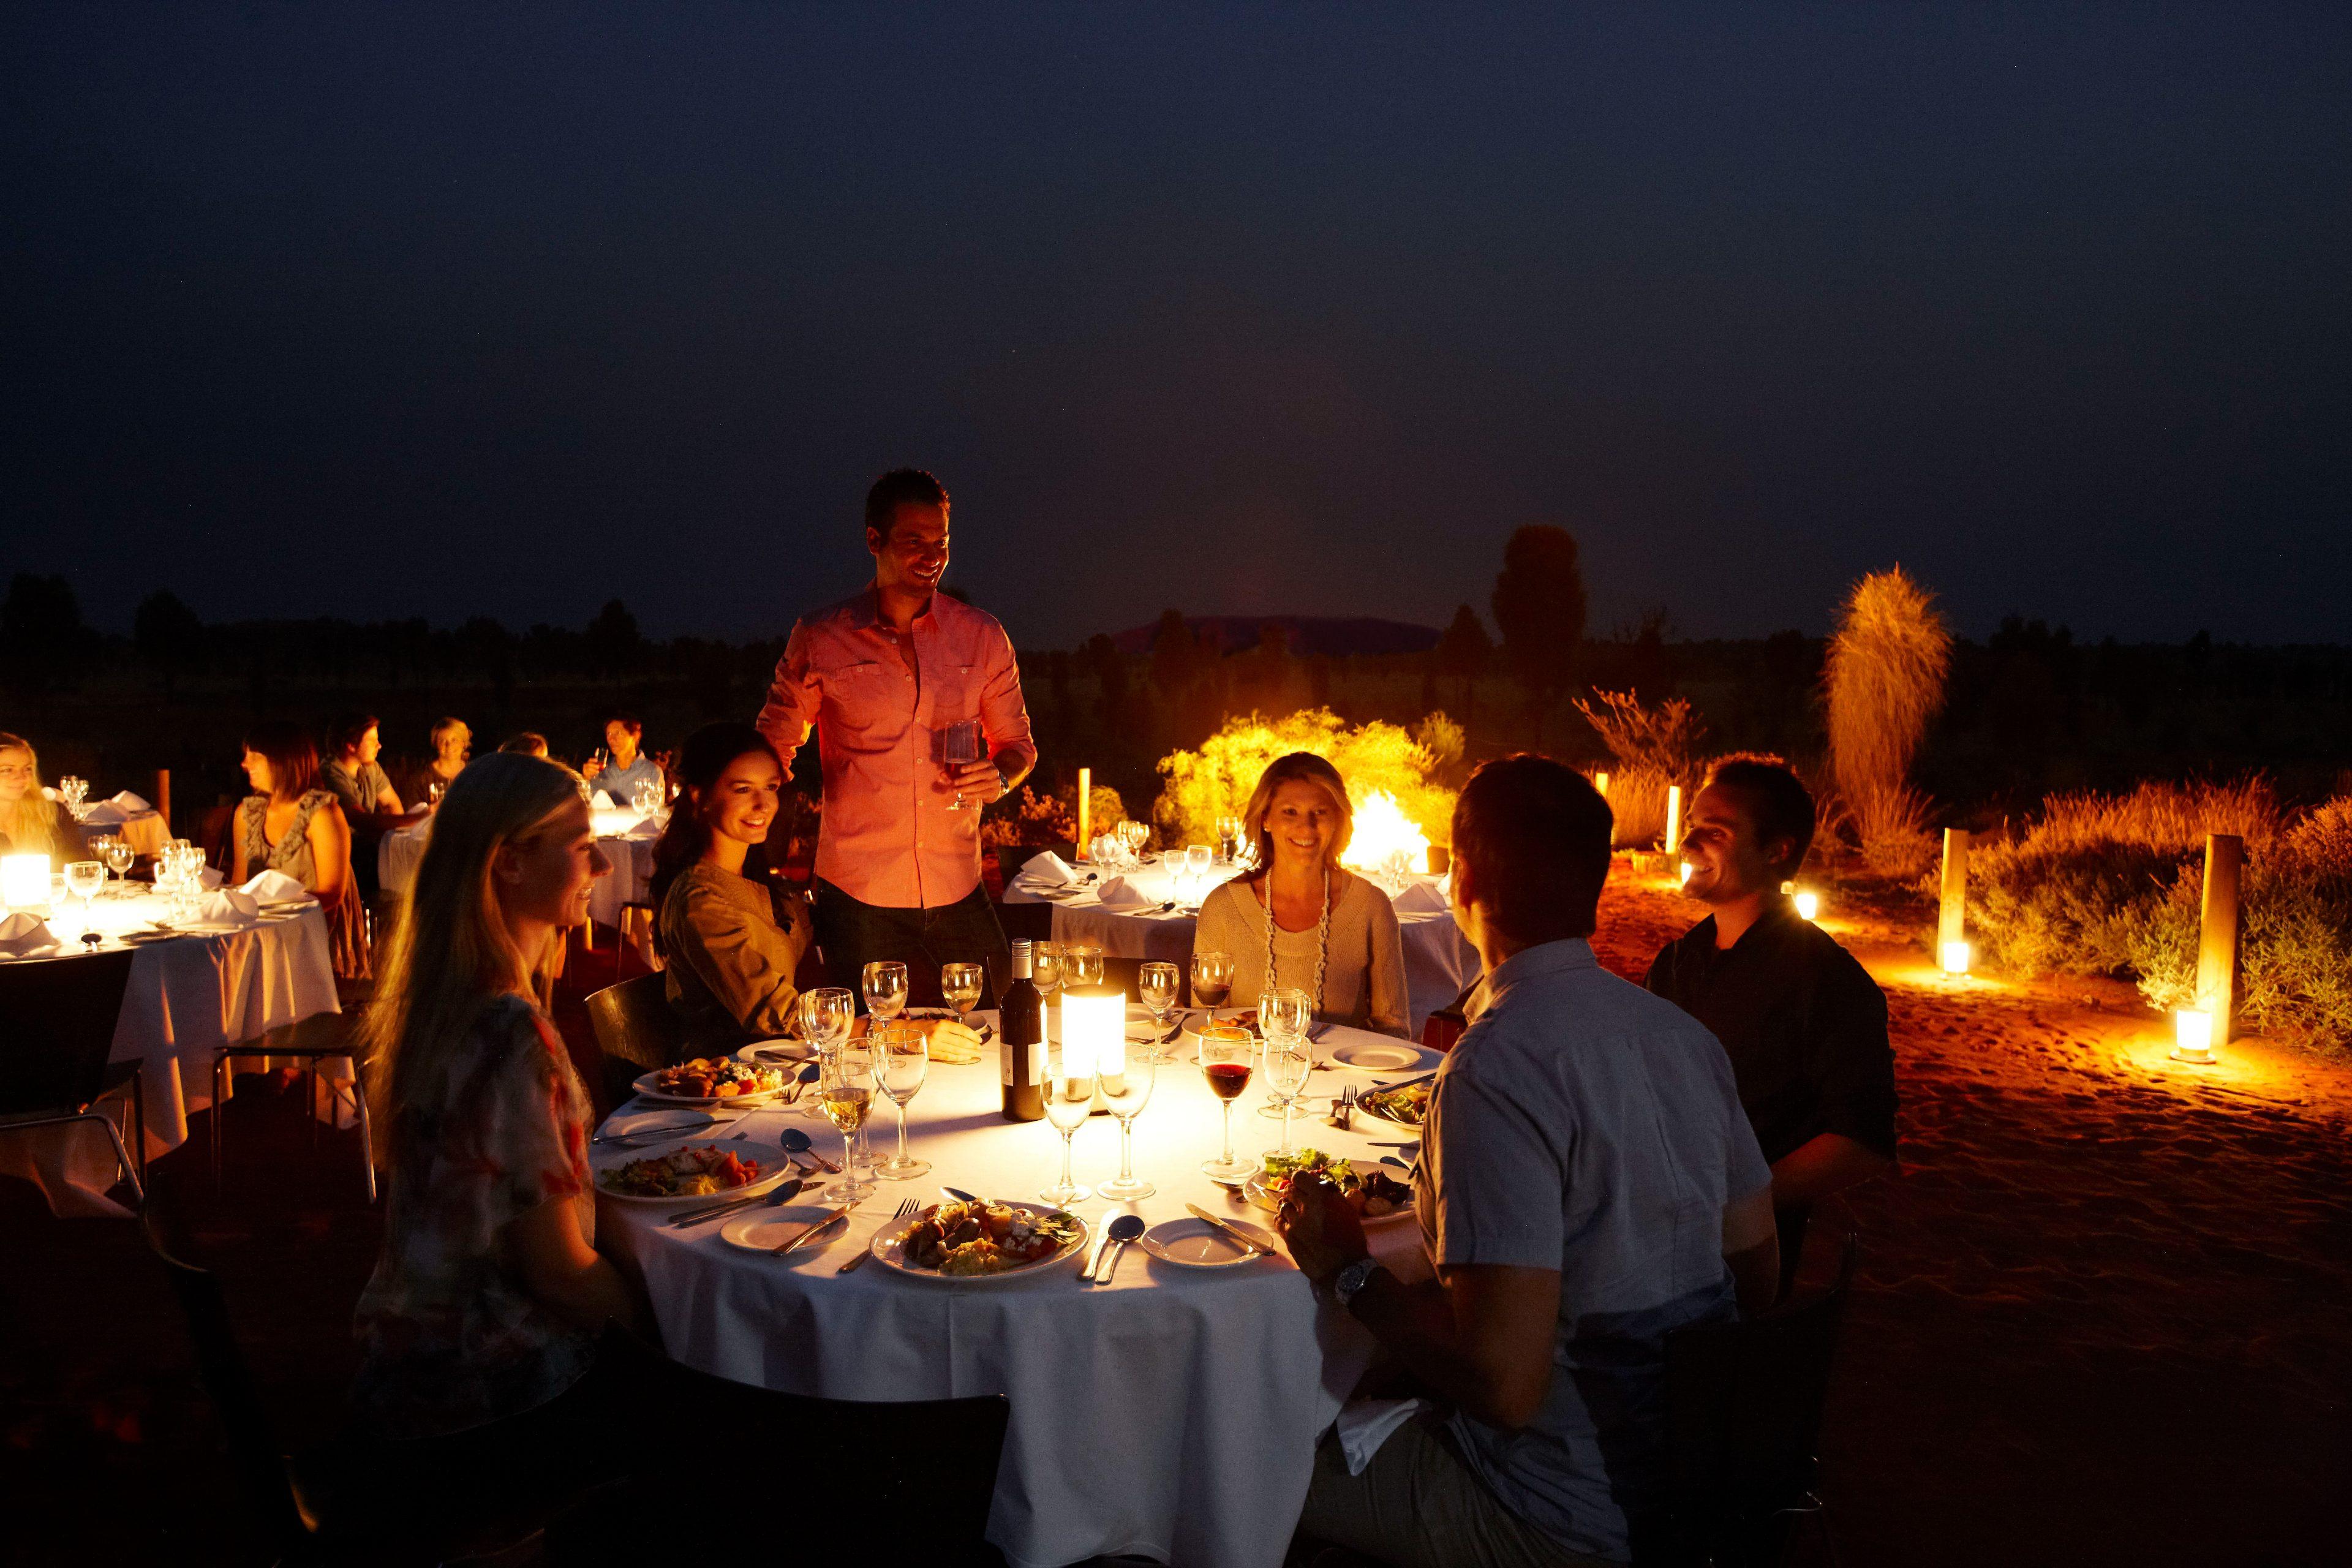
{"left": 1645, "top": 756, "right": 1898, "bottom": 1295}
{"left": 398, "top": 715, "right": 472, "bottom": 807}
{"left": 235, "top": 721, "right": 369, "bottom": 979}
{"left": 0, "top": 730, "right": 89, "bottom": 865}
{"left": 652, "top": 723, "right": 816, "bottom": 1053}
{"left": 1192, "top": 752, "right": 1409, "bottom": 1037}
{"left": 582, "top": 710, "right": 662, "bottom": 804}
{"left": 1280, "top": 755, "right": 1779, "bottom": 1568}
{"left": 323, "top": 711, "right": 409, "bottom": 822}
{"left": 497, "top": 732, "right": 552, "bottom": 759}
{"left": 351, "top": 752, "right": 648, "bottom": 1472}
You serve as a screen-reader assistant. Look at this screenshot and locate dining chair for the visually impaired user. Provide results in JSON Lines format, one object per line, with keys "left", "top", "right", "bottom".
{"left": 1655, "top": 1232, "right": 1860, "bottom": 1567}
{"left": 582, "top": 971, "right": 687, "bottom": 1113}
{"left": 0, "top": 947, "right": 146, "bottom": 1207}
{"left": 211, "top": 1014, "right": 375, "bottom": 1204}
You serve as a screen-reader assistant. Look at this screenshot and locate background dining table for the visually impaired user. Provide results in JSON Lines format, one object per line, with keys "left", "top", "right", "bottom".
{"left": 378, "top": 807, "right": 662, "bottom": 928}
{"left": 0, "top": 889, "right": 341, "bottom": 1218}
{"left": 1001, "top": 854, "right": 1477, "bottom": 1038}
{"left": 597, "top": 1008, "right": 1439, "bottom": 1568}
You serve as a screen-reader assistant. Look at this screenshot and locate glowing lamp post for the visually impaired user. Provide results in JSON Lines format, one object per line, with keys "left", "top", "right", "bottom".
{"left": 2, "top": 853, "right": 49, "bottom": 911}
{"left": 1593, "top": 770, "right": 1610, "bottom": 799}
{"left": 1940, "top": 940, "right": 1971, "bottom": 977}
{"left": 1076, "top": 767, "right": 1091, "bottom": 860}
{"left": 1793, "top": 889, "right": 1820, "bottom": 922}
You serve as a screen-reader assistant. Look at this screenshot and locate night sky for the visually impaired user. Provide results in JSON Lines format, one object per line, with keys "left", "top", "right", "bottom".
{"left": 5, "top": 4, "right": 2347, "bottom": 648}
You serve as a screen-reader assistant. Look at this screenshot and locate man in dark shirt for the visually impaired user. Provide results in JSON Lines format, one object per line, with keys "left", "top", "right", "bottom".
{"left": 1646, "top": 758, "right": 1898, "bottom": 1293}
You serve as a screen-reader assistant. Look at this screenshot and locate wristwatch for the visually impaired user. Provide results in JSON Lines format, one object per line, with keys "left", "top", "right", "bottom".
{"left": 1331, "top": 1255, "right": 1384, "bottom": 1310}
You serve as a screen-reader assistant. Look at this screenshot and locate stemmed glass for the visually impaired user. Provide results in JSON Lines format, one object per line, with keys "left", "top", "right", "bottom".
{"left": 794, "top": 987, "right": 854, "bottom": 1118}
{"left": 1040, "top": 1039, "right": 1096, "bottom": 1206}
{"left": 941, "top": 721, "right": 986, "bottom": 810}
{"left": 1064, "top": 944, "right": 1103, "bottom": 989}
{"left": 1032, "top": 943, "right": 1065, "bottom": 1003}
{"left": 1190, "top": 949, "right": 1234, "bottom": 1025}
{"left": 102, "top": 836, "right": 135, "bottom": 894}
{"left": 941, "top": 962, "right": 986, "bottom": 1026}
{"left": 1120, "top": 818, "right": 1148, "bottom": 864}
{"left": 65, "top": 861, "right": 105, "bottom": 938}
{"left": 1216, "top": 815, "right": 1245, "bottom": 864}
{"left": 1137, "top": 961, "right": 1180, "bottom": 1059}
{"left": 1186, "top": 844, "right": 1213, "bottom": 890}
{"left": 1197, "top": 1025, "right": 1256, "bottom": 1180}
{"left": 820, "top": 1040, "right": 876, "bottom": 1205}
{"left": 871, "top": 1020, "right": 931, "bottom": 1180}
{"left": 1095, "top": 1044, "right": 1156, "bottom": 1200}
{"left": 1257, "top": 987, "right": 1315, "bottom": 1150}
{"left": 58, "top": 777, "right": 90, "bottom": 822}
{"left": 862, "top": 960, "right": 908, "bottom": 1023}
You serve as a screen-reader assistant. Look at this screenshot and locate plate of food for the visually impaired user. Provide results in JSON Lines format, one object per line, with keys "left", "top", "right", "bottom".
{"left": 594, "top": 1140, "right": 792, "bottom": 1204}
{"left": 869, "top": 1198, "right": 1088, "bottom": 1281}
{"left": 1243, "top": 1148, "right": 1417, "bottom": 1225}
{"left": 1355, "top": 1078, "right": 1433, "bottom": 1131}
{"left": 633, "top": 1057, "right": 792, "bottom": 1105}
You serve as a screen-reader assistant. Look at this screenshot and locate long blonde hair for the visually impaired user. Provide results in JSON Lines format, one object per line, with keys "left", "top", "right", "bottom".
{"left": 1240, "top": 752, "right": 1354, "bottom": 879}
{"left": 0, "top": 733, "right": 72, "bottom": 862}
{"left": 360, "top": 752, "right": 587, "bottom": 1166}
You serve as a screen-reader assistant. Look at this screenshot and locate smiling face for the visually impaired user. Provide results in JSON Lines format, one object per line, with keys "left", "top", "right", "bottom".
{"left": 698, "top": 749, "right": 783, "bottom": 847}
{"left": 241, "top": 748, "right": 275, "bottom": 797}
{"left": 1679, "top": 783, "right": 1784, "bottom": 906}
{"left": 868, "top": 500, "right": 949, "bottom": 597}
{"left": 1262, "top": 778, "right": 1343, "bottom": 872}
{"left": 437, "top": 724, "right": 472, "bottom": 766}
{"left": 0, "top": 745, "right": 33, "bottom": 807}
{"left": 494, "top": 798, "right": 610, "bottom": 932}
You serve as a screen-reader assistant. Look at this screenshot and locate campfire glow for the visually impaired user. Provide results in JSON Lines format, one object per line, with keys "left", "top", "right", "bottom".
{"left": 1342, "top": 789, "right": 1433, "bottom": 878}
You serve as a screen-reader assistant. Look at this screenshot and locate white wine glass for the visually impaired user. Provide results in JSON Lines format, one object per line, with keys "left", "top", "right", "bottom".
{"left": 1033, "top": 942, "right": 1065, "bottom": 1001}
{"left": 1137, "top": 961, "right": 1179, "bottom": 1058}
{"left": 795, "top": 986, "right": 854, "bottom": 1117}
{"left": 871, "top": 1020, "right": 931, "bottom": 1180}
{"left": 1186, "top": 844, "right": 1212, "bottom": 888}
{"left": 1040, "top": 1039, "right": 1096, "bottom": 1206}
{"left": 1263, "top": 1033, "right": 1314, "bottom": 1157}
{"left": 1257, "top": 987, "right": 1315, "bottom": 1133}
{"left": 822, "top": 1041, "right": 876, "bottom": 1204}
{"left": 941, "top": 961, "right": 986, "bottom": 1025}
{"left": 861, "top": 960, "right": 908, "bottom": 1022}
{"left": 1190, "top": 949, "right": 1233, "bottom": 1025}
{"left": 101, "top": 836, "right": 135, "bottom": 895}
{"left": 1095, "top": 1045, "right": 1156, "bottom": 1200}
{"left": 1065, "top": 944, "right": 1103, "bottom": 989}
{"left": 65, "top": 861, "right": 105, "bottom": 937}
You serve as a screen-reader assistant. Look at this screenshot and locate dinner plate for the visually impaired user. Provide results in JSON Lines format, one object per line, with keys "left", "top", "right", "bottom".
{"left": 1330, "top": 1039, "right": 1430, "bottom": 1072}
{"left": 1242, "top": 1168, "right": 1417, "bottom": 1226}
{"left": 1353, "top": 1079, "right": 1433, "bottom": 1133}
{"left": 867, "top": 1200, "right": 1090, "bottom": 1283}
{"left": 736, "top": 1038, "right": 815, "bottom": 1065}
{"left": 117, "top": 929, "right": 186, "bottom": 944}
{"left": 719, "top": 1202, "right": 856, "bottom": 1254}
{"left": 1139, "top": 1216, "right": 1281, "bottom": 1269}
{"left": 630, "top": 1068, "right": 791, "bottom": 1106}
{"left": 592, "top": 1139, "right": 794, "bottom": 1205}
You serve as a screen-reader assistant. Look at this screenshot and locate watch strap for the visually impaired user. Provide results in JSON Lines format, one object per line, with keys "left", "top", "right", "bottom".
{"left": 1332, "top": 1256, "right": 1382, "bottom": 1308}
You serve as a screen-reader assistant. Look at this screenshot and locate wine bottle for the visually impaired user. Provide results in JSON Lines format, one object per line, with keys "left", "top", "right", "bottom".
{"left": 1000, "top": 938, "right": 1046, "bottom": 1121}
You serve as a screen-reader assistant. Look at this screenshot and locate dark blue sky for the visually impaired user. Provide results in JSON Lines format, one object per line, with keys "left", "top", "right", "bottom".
{"left": 5, "top": 2, "right": 2347, "bottom": 647}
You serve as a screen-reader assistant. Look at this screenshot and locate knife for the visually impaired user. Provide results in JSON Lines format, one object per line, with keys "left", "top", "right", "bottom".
{"left": 771, "top": 1200, "right": 860, "bottom": 1256}
{"left": 669, "top": 1176, "right": 803, "bottom": 1227}
{"left": 940, "top": 1185, "right": 980, "bottom": 1204}
{"left": 1185, "top": 1203, "right": 1271, "bottom": 1259}
{"left": 1080, "top": 1218, "right": 1117, "bottom": 1281}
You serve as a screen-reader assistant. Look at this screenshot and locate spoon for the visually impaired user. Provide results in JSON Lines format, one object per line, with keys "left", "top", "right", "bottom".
{"left": 777, "top": 1126, "right": 841, "bottom": 1174}
{"left": 1090, "top": 1213, "right": 1145, "bottom": 1285}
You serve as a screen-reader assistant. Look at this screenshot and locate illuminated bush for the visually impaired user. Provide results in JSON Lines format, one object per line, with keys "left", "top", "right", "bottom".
{"left": 1825, "top": 569, "right": 1950, "bottom": 877}
{"left": 1572, "top": 689, "right": 1702, "bottom": 849}
{"left": 1155, "top": 709, "right": 1458, "bottom": 850}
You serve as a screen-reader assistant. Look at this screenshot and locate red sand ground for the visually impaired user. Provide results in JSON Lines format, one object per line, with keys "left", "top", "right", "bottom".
{"left": 4, "top": 886, "right": 2349, "bottom": 1564}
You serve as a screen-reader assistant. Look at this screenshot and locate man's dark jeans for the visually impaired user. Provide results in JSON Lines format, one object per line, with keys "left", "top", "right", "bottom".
{"left": 812, "top": 878, "right": 1011, "bottom": 1012}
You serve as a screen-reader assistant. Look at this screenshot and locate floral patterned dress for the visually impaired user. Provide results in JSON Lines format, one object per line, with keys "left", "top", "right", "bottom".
{"left": 353, "top": 995, "right": 598, "bottom": 1438}
{"left": 236, "top": 790, "right": 371, "bottom": 979}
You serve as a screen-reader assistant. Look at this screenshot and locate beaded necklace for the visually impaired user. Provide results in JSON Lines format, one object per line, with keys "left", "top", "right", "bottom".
{"left": 1259, "top": 864, "right": 1332, "bottom": 1014}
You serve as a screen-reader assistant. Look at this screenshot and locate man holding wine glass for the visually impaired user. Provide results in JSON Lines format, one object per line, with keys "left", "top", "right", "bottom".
{"left": 756, "top": 468, "right": 1036, "bottom": 1012}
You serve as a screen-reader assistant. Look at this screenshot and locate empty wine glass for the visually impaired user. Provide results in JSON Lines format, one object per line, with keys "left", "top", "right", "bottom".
{"left": 64, "top": 861, "right": 105, "bottom": 937}
{"left": 1262, "top": 1031, "right": 1314, "bottom": 1157}
{"left": 871, "top": 1020, "right": 931, "bottom": 1180}
{"left": 1257, "top": 986, "right": 1315, "bottom": 1139}
{"left": 1033, "top": 942, "right": 1065, "bottom": 1000}
{"left": 1065, "top": 944, "right": 1103, "bottom": 989}
{"left": 1216, "top": 815, "right": 1245, "bottom": 864}
{"left": 795, "top": 986, "right": 854, "bottom": 1117}
{"left": 1120, "top": 818, "right": 1148, "bottom": 864}
{"left": 941, "top": 720, "right": 986, "bottom": 810}
{"left": 820, "top": 1041, "right": 877, "bottom": 1204}
{"left": 1198, "top": 1024, "right": 1255, "bottom": 1179}
{"left": 58, "top": 777, "right": 89, "bottom": 822}
{"left": 1190, "top": 949, "right": 1234, "bottom": 1024}
{"left": 1095, "top": 1044, "right": 1156, "bottom": 1200}
{"left": 941, "top": 961, "right": 986, "bottom": 1024}
{"left": 1040, "top": 1039, "right": 1096, "bottom": 1205}
{"left": 1137, "top": 961, "right": 1180, "bottom": 1057}
{"left": 862, "top": 960, "right": 908, "bottom": 1022}
{"left": 1186, "top": 844, "right": 1212, "bottom": 887}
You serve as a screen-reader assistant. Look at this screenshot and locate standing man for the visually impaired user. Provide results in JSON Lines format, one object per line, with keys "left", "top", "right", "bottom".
{"left": 757, "top": 468, "right": 1035, "bottom": 1009}
{"left": 1646, "top": 756, "right": 1898, "bottom": 1295}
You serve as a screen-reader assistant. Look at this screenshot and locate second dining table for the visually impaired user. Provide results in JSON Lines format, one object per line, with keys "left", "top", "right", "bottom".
{"left": 596, "top": 1008, "right": 1441, "bottom": 1568}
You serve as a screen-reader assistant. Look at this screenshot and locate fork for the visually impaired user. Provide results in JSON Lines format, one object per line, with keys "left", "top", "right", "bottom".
{"left": 837, "top": 1197, "right": 920, "bottom": 1274}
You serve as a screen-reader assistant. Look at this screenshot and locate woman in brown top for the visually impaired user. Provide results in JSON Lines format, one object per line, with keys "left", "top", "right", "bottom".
{"left": 235, "top": 720, "right": 370, "bottom": 980}
{"left": 651, "top": 724, "right": 814, "bottom": 1051}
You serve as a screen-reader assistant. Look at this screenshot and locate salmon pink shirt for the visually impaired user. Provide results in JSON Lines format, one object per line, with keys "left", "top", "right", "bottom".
{"left": 757, "top": 585, "right": 1036, "bottom": 910}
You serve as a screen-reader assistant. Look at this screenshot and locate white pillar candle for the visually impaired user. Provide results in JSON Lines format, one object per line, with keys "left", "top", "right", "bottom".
{"left": 2171, "top": 1008, "right": 2215, "bottom": 1063}
{"left": 1076, "top": 767, "right": 1091, "bottom": 860}
{"left": 1060, "top": 984, "right": 1124, "bottom": 1080}
{"left": 1940, "top": 940, "right": 1971, "bottom": 976}
{"left": 2, "top": 853, "right": 49, "bottom": 910}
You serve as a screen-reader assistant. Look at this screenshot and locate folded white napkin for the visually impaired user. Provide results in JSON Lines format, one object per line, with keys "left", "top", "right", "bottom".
{"left": 625, "top": 813, "right": 666, "bottom": 839}
{"left": 1391, "top": 880, "right": 1450, "bottom": 915}
{"left": 239, "top": 869, "right": 311, "bottom": 902}
{"left": 1335, "top": 1398, "right": 1430, "bottom": 1476}
{"left": 195, "top": 888, "right": 262, "bottom": 927}
{"left": 1020, "top": 850, "right": 1077, "bottom": 885}
{"left": 199, "top": 866, "right": 224, "bottom": 892}
{"left": 590, "top": 789, "right": 616, "bottom": 810}
{"left": 1095, "top": 875, "right": 1155, "bottom": 911}
{"left": 79, "top": 802, "right": 129, "bottom": 826}
{"left": 111, "top": 790, "right": 151, "bottom": 813}
{"left": 0, "top": 912, "right": 58, "bottom": 957}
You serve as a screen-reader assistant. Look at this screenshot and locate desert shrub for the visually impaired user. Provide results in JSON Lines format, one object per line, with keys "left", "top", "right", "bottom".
{"left": 1574, "top": 689, "right": 1703, "bottom": 848}
{"left": 1824, "top": 568, "right": 1950, "bottom": 873}
{"left": 1154, "top": 708, "right": 1457, "bottom": 848}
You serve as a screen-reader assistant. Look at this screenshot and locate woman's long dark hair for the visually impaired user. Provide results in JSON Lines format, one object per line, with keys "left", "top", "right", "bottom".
{"left": 649, "top": 722, "right": 787, "bottom": 922}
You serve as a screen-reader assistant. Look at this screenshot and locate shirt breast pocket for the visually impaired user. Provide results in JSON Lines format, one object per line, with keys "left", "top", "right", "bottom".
{"left": 935, "top": 662, "right": 987, "bottom": 724}
{"left": 816, "top": 662, "right": 891, "bottom": 736}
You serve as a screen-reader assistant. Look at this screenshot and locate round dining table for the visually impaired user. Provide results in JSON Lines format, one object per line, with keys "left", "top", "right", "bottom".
{"left": 1001, "top": 855, "right": 1476, "bottom": 1038}
{"left": 0, "top": 888, "right": 341, "bottom": 1218}
{"left": 379, "top": 807, "right": 661, "bottom": 927}
{"left": 597, "top": 1009, "right": 1439, "bottom": 1568}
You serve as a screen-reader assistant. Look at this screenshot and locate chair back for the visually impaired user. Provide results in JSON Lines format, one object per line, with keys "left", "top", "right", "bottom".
{"left": 143, "top": 1210, "right": 310, "bottom": 1548}
{"left": 1418, "top": 976, "right": 1482, "bottom": 1054}
{"left": 0, "top": 948, "right": 137, "bottom": 1117}
{"left": 584, "top": 971, "right": 686, "bottom": 1107}
{"left": 994, "top": 899, "right": 1054, "bottom": 947}
{"left": 1657, "top": 1233, "right": 1859, "bottom": 1564}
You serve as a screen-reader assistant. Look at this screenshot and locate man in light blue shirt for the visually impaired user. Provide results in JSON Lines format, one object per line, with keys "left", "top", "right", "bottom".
{"left": 1281, "top": 756, "right": 1780, "bottom": 1567}
{"left": 584, "top": 711, "right": 663, "bottom": 808}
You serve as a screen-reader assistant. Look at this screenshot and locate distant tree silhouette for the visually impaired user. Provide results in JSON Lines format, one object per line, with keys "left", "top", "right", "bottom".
{"left": 1150, "top": 609, "right": 1203, "bottom": 695}
{"left": 586, "top": 599, "right": 646, "bottom": 677}
{"left": 1437, "top": 604, "right": 1492, "bottom": 680}
{"left": 1082, "top": 633, "right": 1130, "bottom": 723}
{"left": 1490, "top": 526, "right": 1587, "bottom": 697}
{"left": 134, "top": 590, "right": 206, "bottom": 694}
{"left": 2, "top": 572, "right": 91, "bottom": 693}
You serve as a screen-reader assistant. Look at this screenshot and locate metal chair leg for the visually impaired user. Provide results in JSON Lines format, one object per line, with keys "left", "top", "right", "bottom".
{"left": 352, "top": 1063, "right": 377, "bottom": 1204}
{"left": 211, "top": 1052, "right": 227, "bottom": 1188}
{"left": 96, "top": 1110, "right": 143, "bottom": 1208}
{"left": 129, "top": 1069, "right": 148, "bottom": 1191}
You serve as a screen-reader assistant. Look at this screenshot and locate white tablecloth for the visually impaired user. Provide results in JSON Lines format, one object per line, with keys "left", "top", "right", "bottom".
{"left": 1005, "top": 861, "right": 1476, "bottom": 1038}
{"left": 74, "top": 806, "right": 168, "bottom": 858}
{"left": 379, "top": 809, "right": 660, "bottom": 927}
{"left": 0, "top": 891, "right": 341, "bottom": 1218}
{"left": 601, "top": 1011, "right": 1438, "bottom": 1568}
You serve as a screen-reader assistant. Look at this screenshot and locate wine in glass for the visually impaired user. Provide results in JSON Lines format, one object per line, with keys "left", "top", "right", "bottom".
{"left": 1190, "top": 949, "right": 1234, "bottom": 1025}
{"left": 821, "top": 1041, "right": 877, "bottom": 1204}
{"left": 1032, "top": 942, "right": 1065, "bottom": 1001}
{"left": 941, "top": 721, "right": 986, "bottom": 810}
{"left": 1039, "top": 1039, "right": 1096, "bottom": 1206}
{"left": 1095, "top": 1043, "right": 1156, "bottom": 1200}
{"left": 941, "top": 961, "right": 986, "bottom": 1025}
{"left": 1065, "top": 944, "right": 1103, "bottom": 989}
{"left": 795, "top": 986, "right": 854, "bottom": 1117}
{"left": 104, "top": 836, "right": 135, "bottom": 894}
{"left": 65, "top": 860, "right": 106, "bottom": 937}
{"left": 1198, "top": 1025, "right": 1255, "bottom": 1180}
{"left": 871, "top": 1020, "right": 931, "bottom": 1180}
{"left": 1137, "top": 961, "right": 1179, "bottom": 1058}
{"left": 861, "top": 960, "right": 909, "bottom": 1022}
